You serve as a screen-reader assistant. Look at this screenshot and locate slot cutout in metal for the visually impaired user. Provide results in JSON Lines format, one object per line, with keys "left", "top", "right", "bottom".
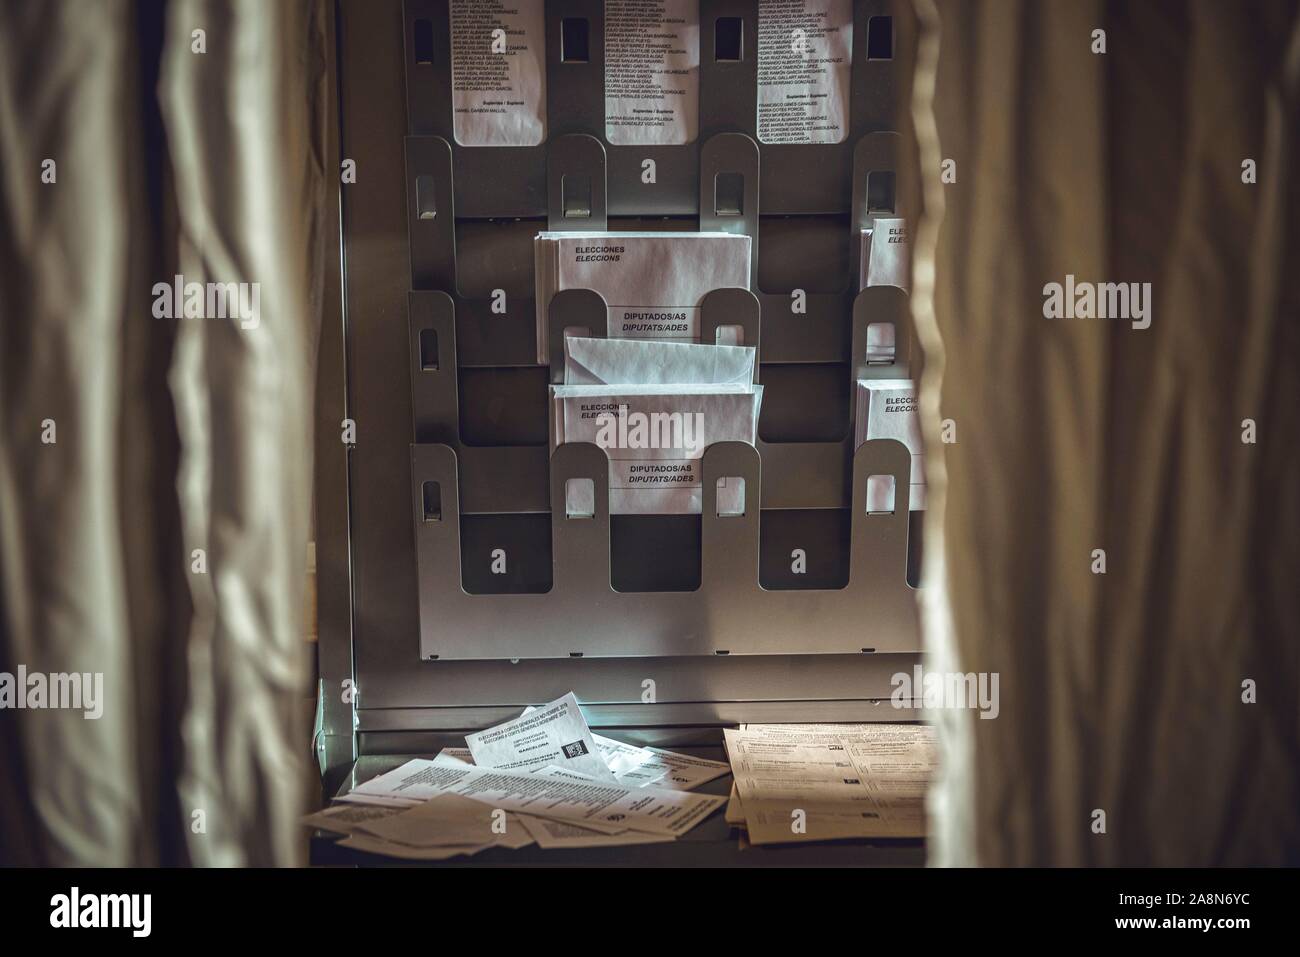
{"left": 419, "top": 328, "right": 439, "bottom": 370}
{"left": 561, "top": 18, "right": 590, "bottom": 62}
{"left": 714, "top": 171, "right": 745, "bottom": 216}
{"left": 563, "top": 174, "right": 592, "bottom": 218}
{"left": 715, "top": 17, "right": 743, "bottom": 61}
{"left": 413, "top": 19, "right": 434, "bottom": 65}
{"left": 415, "top": 173, "right": 437, "bottom": 220}
{"left": 422, "top": 481, "right": 442, "bottom": 522}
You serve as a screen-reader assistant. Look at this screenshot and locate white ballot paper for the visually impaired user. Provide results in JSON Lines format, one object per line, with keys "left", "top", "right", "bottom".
{"left": 450, "top": 0, "right": 546, "bottom": 146}
{"left": 436, "top": 748, "right": 618, "bottom": 806}
{"left": 331, "top": 791, "right": 421, "bottom": 809}
{"left": 855, "top": 378, "right": 924, "bottom": 511}
{"left": 349, "top": 758, "right": 725, "bottom": 836}
{"left": 605, "top": 0, "right": 700, "bottom": 145}
{"left": 465, "top": 692, "right": 617, "bottom": 781}
{"left": 757, "top": 0, "right": 853, "bottom": 144}
{"left": 356, "top": 793, "right": 534, "bottom": 850}
{"left": 564, "top": 336, "right": 755, "bottom": 387}
{"left": 302, "top": 803, "right": 405, "bottom": 835}
{"left": 551, "top": 382, "right": 763, "bottom": 515}
{"left": 336, "top": 834, "right": 497, "bottom": 862}
{"left": 593, "top": 734, "right": 731, "bottom": 790}
{"left": 859, "top": 219, "right": 911, "bottom": 292}
{"left": 534, "top": 231, "right": 751, "bottom": 363}
{"left": 723, "top": 724, "right": 937, "bottom": 844}
{"left": 518, "top": 814, "right": 678, "bottom": 850}
{"left": 448, "top": 725, "right": 729, "bottom": 792}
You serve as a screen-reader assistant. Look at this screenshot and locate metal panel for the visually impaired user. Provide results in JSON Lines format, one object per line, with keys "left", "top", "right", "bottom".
{"left": 410, "top": 438, "right": 918, "bottom": 660}
{"left": 332, "top": 0, "right": 920, "bottom": 742}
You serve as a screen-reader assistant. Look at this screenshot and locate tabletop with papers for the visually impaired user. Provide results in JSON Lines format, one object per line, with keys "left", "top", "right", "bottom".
{"left": 306, "top": 693, "right": 932, "bottom": 866}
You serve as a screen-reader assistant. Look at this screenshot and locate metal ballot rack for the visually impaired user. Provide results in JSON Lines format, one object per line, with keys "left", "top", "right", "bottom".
{"left": 315, "top": 0, "right": 925, "bottom": 864}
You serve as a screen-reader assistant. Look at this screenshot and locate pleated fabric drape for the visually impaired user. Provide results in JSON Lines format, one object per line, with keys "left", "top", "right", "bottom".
{"left": 913, "top": 0, "right": 1300, "bottom": 865}
{"left": 0, "top": 0, "right": 327, "bottom": 866}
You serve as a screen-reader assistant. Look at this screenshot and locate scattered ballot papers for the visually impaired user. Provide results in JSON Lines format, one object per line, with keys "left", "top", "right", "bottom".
{"left": 855, "top": 378, "right": 925, "bottom": 511}
{"left": 534, "top": 231, "right": 752, "bottom": 363}
{"left": 723, "top": 723, "right": 937, "bottom": 845}
{"left": 551, "top": 337, "right": 763, "bottom": 516}
{"left": 308, "top": 692, "right": 729, "bottom": 860}
{"left": 465, "top": 692, "right": 616, "bottom": 781}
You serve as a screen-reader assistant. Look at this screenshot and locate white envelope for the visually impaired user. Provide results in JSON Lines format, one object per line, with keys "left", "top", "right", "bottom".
{"left": 859, "top": 219, "right": 911, "bottom": 292}
{"left": 534, "top": 230, "right": 751, "bottom": 363}
{"left": 855, "top": 378, "right": 925, "bottom": 511}
{"left": 550, "top": 383, "right": 763, "bottom": 515}
{"left": 563, "top": 336, "right": 756, "bottom": 386}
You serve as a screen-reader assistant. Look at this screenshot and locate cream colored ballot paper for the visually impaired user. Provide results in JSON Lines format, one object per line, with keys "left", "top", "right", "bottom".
{"left": 517, "top": 814, "right": 678, "bottom": 850}
{"left": 723, "top": 724, "right": 937, "bottom": 843}
{"left": 757, "top": 0, "right": 853, "bottom": 144}
{"left": 335, "top": 834, "right": 496, "bottom": 861}
{"left": 605, "top": 0, "right": 700, "bottom": 145}
{"left": 855, "top": 378, "right": 925, "bottom": 510}
{"left": 301, "top": 803, "right": 404, "bottom": 835}
{"left": 348, "top": 758, "right": 725, "bottom": 837}
{"left": 450, "top": 0, "right": 546, "bottom": 146}
{"left": 465, "top": 692, "right": 617, "bottom": 781}
{"left": 533, "top": 231, "right": 751, "bottom": 363}
{"left": 550, "top": 383, "right": 763, "bottom": 515}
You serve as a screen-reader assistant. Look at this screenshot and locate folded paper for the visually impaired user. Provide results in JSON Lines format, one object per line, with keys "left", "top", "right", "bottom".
{"left": 563, "top": 335, "right": 755, "bottom": 386}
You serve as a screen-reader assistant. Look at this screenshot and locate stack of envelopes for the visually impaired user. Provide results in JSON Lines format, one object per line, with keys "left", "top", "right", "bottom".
{"left": 304, "top": 693, "right": 729, "bottom": 859}
{"left": 533, "top": 231, "right": 752, "bottom": 363}
{"left": 549, "top": 336, "right": 763, "bottom": 516}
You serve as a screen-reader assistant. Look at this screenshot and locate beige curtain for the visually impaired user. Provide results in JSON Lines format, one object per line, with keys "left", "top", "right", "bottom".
{"left": 0, "top": 0, "right": 326, "bottom": 866}
{"left": 915, "top": 0, "right": 1300, "bottom": 865}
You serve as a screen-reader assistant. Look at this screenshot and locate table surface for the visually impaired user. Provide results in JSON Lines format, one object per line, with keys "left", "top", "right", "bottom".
{"left": 311, "top": 749, "right": 926, "bottom": 867}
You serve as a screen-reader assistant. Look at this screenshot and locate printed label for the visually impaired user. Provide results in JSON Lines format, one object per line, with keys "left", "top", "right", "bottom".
{"left": 757, "top": 0, "right": 853, "bottom": 144}
{"left": 450, "top": 0, "right": 547, "bottom": 146}
{"left": 605, "top": 0, "right": 700, "bottom": 145}
{"left": 613, "top": 307, "right": 695, "bottom": 340}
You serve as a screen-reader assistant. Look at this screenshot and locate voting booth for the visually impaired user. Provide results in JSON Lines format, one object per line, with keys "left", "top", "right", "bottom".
{"left": 315, "top": 0, "right": 925, "bottom": 863}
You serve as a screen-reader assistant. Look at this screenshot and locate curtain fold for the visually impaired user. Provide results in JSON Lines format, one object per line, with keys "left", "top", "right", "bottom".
{"left": 920, "top": 0, "right": 1300, "bottom": 866}
{"left": 0, "top": 0, "right": 326, "bottom": 866}
{"left": 0, "top": 0, "right": 146, "bottom": 867}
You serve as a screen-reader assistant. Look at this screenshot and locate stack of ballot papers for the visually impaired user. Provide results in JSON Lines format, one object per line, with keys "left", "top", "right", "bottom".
{"left": 534, "top": 231, "right": 752, "bottom": 363}
{"left": 551, "top": 336, "right": 763, "bottom": 515}
{"left": 723, "top": 723, "right": 938, "bottom": 845}
{"left": 855, "top": 378, "right": 925, "bottom": 511}
{"left": 304, "top": 693, "right": 730, "bottom": 860}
